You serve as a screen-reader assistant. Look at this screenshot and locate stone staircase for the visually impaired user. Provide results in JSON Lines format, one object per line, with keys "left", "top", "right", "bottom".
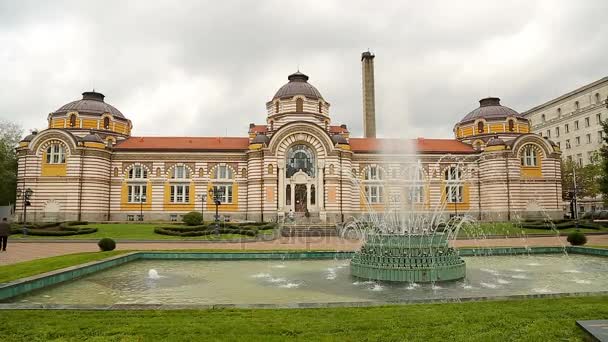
{"left": 281, "top": 223, "right": 338, "bottom": 237}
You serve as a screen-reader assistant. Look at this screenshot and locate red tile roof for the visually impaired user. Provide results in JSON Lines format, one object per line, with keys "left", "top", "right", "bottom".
{"left": 114, "top": 137, "right": 250, "bottom": 151}
{"left": 329, "top": 125, "right": 349, "bottom": 134}
{"left": 248, "top": 125, "right": 268, "bottom": 134}
{"left": 349, "top": 138, "right": 476, "bottom": 154}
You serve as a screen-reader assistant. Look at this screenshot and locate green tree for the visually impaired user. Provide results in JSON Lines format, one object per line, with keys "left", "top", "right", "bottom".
{"left": 600, "top": 118, "right": 608, "bottom": 202}
{"left": 562, "top": 157, "right": 601, "bottom": 200}
{"left": 0, "top": 120, "right": 23, "bottom": 206}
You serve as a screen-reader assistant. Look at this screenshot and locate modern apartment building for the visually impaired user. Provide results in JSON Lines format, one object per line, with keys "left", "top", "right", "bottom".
{"left": 523, "top": 77, "right": 608, "bottom": 212}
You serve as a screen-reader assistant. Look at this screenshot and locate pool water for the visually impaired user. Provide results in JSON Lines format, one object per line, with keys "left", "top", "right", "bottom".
{"left": 11, "top": 254, "right": 608, "bottom": 305}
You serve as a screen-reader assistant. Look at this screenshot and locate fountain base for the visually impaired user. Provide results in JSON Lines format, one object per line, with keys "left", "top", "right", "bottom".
{"left": 351, "top": 233, "right": 466, "bottom": 282}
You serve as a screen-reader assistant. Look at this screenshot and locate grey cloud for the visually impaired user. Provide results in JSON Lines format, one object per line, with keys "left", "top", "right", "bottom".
{"left": 1, "top": 0, "right": 607, "bottom": 139}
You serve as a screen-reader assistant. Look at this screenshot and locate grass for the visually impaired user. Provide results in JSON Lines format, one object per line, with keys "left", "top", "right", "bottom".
{"left": 459, "top": 222, "right": 608, "bottom": 237}
{"left": 11, "top": 223, "right": 271, "bottom": 241}
{"left": 1, "top": 296, "right": 606, "bottom": 341}
{"left": 0, "top": 250, "right": 129, "bottom": 283}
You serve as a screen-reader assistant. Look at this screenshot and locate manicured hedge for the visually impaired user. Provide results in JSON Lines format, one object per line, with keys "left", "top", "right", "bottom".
{"left": 520, "top": 219, "right": 607, "bottom": 230}
{"left": 10, "top": 221, "right": 97, "bottom": 236}
{"left": 154, "top": 227, "right": 257, "bottom": 237}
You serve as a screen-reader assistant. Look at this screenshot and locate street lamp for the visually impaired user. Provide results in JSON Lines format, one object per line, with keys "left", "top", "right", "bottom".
{"left": 196, "top": 193, "right": 206, "bottom": 221}
{"left": 16, "top": 187, "right": 33, "bottom": 223}
{"left": 208, "top": 187, "right": 222, "bottom": 235}
{"left": 135, "top": 194, "right": 146, "bottom": 221}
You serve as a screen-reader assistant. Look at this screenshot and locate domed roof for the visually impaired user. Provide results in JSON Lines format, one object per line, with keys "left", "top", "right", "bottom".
{"left": 459, "top": 97, "right": 522, "bottom": 124}
{"left": 486, "top": 136, "right": 506, "bottom": 147}
{"left": 53, "top": 91, "right": 125, "bottom": 119}
{"left": 21, "top": 131, "right": 38, "bottom": 142}
{"left": 273, "top": 71, "right": 323, "bottom": 100}
{"left": 82, "top": 132, "right": 104, "bottom": 143}
{"left": 331, "top": 134, "right": 348, "bottom": 145}
{"left": 251, "top": 134, "right": 270, "bottom": 145}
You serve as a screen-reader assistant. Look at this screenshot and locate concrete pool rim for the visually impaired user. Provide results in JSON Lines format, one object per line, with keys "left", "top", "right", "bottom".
{"left": 1, "top": 246, "right": 607, "bottom": 309}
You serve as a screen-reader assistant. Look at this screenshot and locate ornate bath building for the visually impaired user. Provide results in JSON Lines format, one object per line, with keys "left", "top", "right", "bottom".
{"left": 16, "top": 53, "right": 563, "bottom": 223}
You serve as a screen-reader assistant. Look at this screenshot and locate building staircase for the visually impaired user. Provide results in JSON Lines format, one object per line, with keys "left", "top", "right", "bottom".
{"left": 280, "top": 223, "right": 338, "bottom": 237}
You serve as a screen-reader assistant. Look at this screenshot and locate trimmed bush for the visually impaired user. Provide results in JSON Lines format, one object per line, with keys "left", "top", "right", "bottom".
{"left": 182, "top": 212, "right": 203, "bottom": 226}
{"left": 98, "top": 238, "right": 116, "bottom": 251}
{"left": 566, "top": 231, "right": 587, "bottom": 246}
{"left": 9, "top": 221, "right": 96, "bottom": 236}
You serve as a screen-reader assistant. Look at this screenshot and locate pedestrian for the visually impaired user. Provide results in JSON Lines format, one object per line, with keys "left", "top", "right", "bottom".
{"left": 0, "top": 218, "right": 9, "bottom": 252}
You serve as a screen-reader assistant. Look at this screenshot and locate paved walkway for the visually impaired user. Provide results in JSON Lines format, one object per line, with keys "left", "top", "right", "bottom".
{"left": 1, "top": 235, "right": 607, "bottom": 266}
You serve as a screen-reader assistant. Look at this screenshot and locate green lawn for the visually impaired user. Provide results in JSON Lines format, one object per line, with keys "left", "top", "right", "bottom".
{"left": 0, "top": 250, "right": 130, "bottom": 283}
{"left": 11, "top": 223, "right": 272, "bottom": 241}
{"left": 1, "top": 296, "right": 606, "bottom": 341}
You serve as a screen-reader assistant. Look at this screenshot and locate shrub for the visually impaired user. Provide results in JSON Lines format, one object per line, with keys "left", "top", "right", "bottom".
{"left": 98, "top": 238, "right": 116, "bottom": 251}
{"left": 182, "top": 212, "right": 203, "bottom": 226}
{"left": 566, "top": 231, "right": 587, "bottom": 246}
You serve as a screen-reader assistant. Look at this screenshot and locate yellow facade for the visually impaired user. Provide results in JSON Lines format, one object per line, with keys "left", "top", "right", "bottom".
{"left": 82, "top": 119, "right": 98, "bottom": 129}
{"left": 120, "top": 181, "right": 152, "bottom": 210}
{"left": 206, "top": 182, "right": 239, "bottom": 211}
{"left": 489, "top": 124, "right": 504, "bottom": 133}
{"left": 40, "top": 152, "right": 67, "bottom": 177}
{"left": 440, "top": 183, "right": 471, "bottom": 211}
{"left": 163, "top": 181, "right": 196, "bottom": 211}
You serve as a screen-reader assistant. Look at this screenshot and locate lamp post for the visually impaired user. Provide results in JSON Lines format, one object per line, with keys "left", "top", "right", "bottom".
{"left": 136, "top": 194, "right": 146, "bottom": 221}
{"left": 16, "top": 187, "right": 33, "bottom": 223}
{"left": 196, "top": 193, "right": 206, "bottom": 221}
{"left": 208, "top": 188, "right": 221, "bottom": 235}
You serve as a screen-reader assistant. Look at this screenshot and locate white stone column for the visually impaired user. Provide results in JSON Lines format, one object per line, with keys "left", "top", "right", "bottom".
{"left": 278, "top": 160, "right": 285, "bottom": 210}
{"left": 291, "top": 182, "right": 296, "bottom": 210}
{"left": 317, "top": 160, "right": 325, "bottom": 209}
{"left": 306, "top": 183, "right": 312, "bottom": 209}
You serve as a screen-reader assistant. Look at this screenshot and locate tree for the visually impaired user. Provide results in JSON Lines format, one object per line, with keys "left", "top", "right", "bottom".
{"left": 562, "top": 158, "right": 601, "bottom": 200}
{"left": 0, "top": 120, "right": 23, "bottom": 206}
{"left": 600, "top": 118, "right": 608, "bottom": 203}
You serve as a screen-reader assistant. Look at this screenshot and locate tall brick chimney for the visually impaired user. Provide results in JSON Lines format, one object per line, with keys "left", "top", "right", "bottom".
{"left": 361, "top": 51, "right": 376, "bottom": 138}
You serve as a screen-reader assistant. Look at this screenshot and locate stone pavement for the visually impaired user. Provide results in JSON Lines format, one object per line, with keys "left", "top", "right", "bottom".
{"left": 1, "top": 235, "right": 607, "bottom": 266}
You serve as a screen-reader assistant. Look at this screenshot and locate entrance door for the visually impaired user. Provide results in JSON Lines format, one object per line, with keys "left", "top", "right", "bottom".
{"left": 294, "top": 184, "right": 307, "bottom": 212}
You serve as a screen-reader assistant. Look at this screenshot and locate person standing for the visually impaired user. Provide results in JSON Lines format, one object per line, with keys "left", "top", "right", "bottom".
{"left": 0, "top": 218, "right": 10, "bottom": 252}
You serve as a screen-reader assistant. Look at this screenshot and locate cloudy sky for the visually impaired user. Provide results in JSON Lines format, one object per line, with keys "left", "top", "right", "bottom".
{"left": 1, "top": 0, "right": 607, "bottom": 139}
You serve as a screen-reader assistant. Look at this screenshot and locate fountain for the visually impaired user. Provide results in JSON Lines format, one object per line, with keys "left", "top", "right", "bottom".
{"left": 346, "top": 154, "right": 474, "bottom": 283}
{"left": 351, "top": 233, "right": 465, "bottom": 282}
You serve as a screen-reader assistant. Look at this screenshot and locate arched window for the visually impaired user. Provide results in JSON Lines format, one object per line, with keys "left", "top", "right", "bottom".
{"left": 557, "top": 108, "right": 562, "bottom": 117}
{"left": 364, "top": 166, "right": 384, "bottom": 180}
{"left": 46, "top": 144, "right": 66, "bottom": 164}
{"left": 596, "top": 93, "right": 601, "bottom": 105}
{"left": 311, "top": 185, "right": 316, "bottom": 205}
{"left": 477, "top": 121, "right": 484, "bottom": 133}
{"left": 521, "top": 145, "right": 538, "bottom": 167}
{"left": 318, "top": 102, "right": 323, "bottom": 113}
{"left": 113, "top": 168, "right": 118, "bottom": 177}
{"left": 128, "top": 165, "right": 148, "bottom": 179}
{"left": 541, "top": 114, "right": 546, "bottom": 123}
{"left": 286, "top": 144, "right": 315, "bottom": 177}
{"left": 69, "top": 114, "right": 76, "bottom": 128}
{"left": 172, "top": 165, "right": 190, "bottom": 179}
{"left": 575, "top": 101, "right": 580, "bottom": 110}
{"left": 241, "top": 168, "right": 247, "bottom": 178}
{"left": 508, "top": 120, "right": 515, "bottom": 132}
{"left": 403, "top": 164, "right": 424, "bottom": 204}
{"left": 212, "top": 165, "right": 234, "bottom": 204}
{"left": 296, "top": 98, "right": 304, "bottom": 112}
{"left": 169, "top": 166, "right": 191, "bottom": 204}
{"left": 329, "top": 164, "right": 334, "bottom": 175}
{"left": 126, "top": 165, "right": 148, "bottom": 204}
{"left": 444, "top": 166, "right": 463, "bottom": 203}
{"left": 268, "top": 164, "right": 274, "bottom": 175}
{"left": 275, "top": 101, "right": 280, "bottom": 113}
{"left": 103, "top": 117, "right": 110, "bottom": 129}
{"left": 364, "top": 166, "right": 384, "bottom": 204}
{"left": 213, "top": 165, "right": 233, "bottom": 180}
